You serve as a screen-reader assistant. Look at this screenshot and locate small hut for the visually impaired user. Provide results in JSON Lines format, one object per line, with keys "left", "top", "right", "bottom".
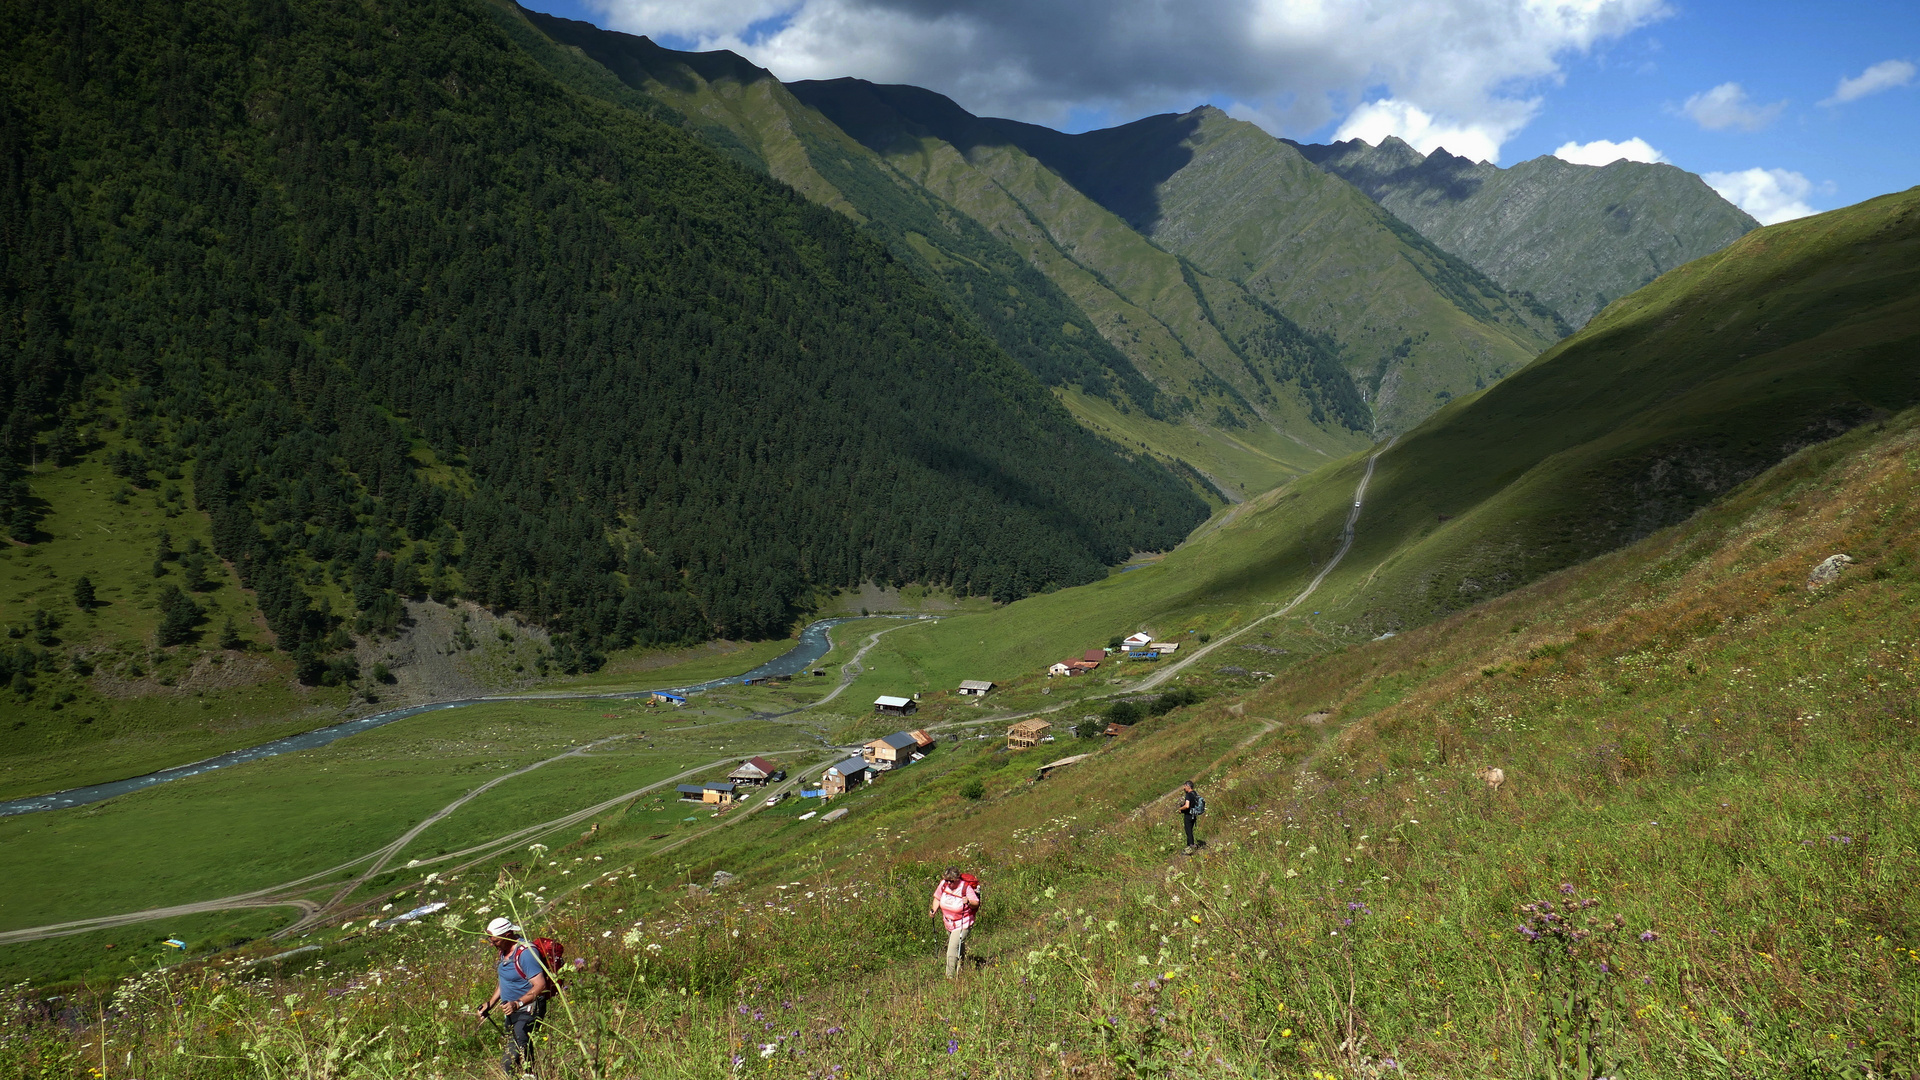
{"left": 874, "top": 695, "right": 917, "bottom": 716}
{"left": 957, "top": 680, "right": 995, "bottom": 696}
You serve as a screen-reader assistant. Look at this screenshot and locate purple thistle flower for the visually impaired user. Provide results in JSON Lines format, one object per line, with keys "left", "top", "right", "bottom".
{"left": 1639, "top": 930, "right": 1660, "bottom": 943}
{"left": 947, "top": 1039, "right": 959, "bottom": 1054}
{"left": 1559, "top": 882, "right": 1575, "bottom": 895}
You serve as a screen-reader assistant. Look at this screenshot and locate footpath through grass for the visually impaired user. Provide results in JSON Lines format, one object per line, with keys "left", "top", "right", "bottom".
{"left": 9, "top": 408, "right": 1917, "bottom": 1078}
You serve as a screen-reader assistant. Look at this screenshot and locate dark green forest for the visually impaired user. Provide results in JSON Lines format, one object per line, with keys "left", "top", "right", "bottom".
{"left": 0, "top": 0, "right": 1206, "bottom": 670}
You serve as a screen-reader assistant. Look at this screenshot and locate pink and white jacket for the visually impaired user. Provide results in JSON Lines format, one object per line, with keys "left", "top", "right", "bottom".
{"left": 932, "top": 880, "right": 980, "bottom": 931}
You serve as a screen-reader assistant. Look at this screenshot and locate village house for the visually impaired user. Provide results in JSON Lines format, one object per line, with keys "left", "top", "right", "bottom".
{"left": 1083, "top": 649, "right": 1106, "bottom": 664}
{"left": 1149, "top": 642, "right": 1180, "bottom": 653}
{"left": 821, "top": 756, "right": 870, "bottom": 796}
{"left": 650, "top": 691, "right": 688, "bottom": 706}
{"left": 1122, "top": 632, "right": 1153, "bottom": 650}
{"left": 1048, "top": 662, "right": 1072, "bottom": 677}
{"left": 956, "top": 679, "right": 994, "bottom": 696}
{"left": 676, "top": 782, "right": 736, "bottom": 805}
{"left": 728, "top": 756, "right": 786, "bottom": 785}
{"left": 863, "top": 730, "right": 934, "bottom": 768}
{"left": 874, "top": 694, "right": 917, "bottom": 716}
{"left": 1007, "top": 718, "right": 1051, "bottom": 749}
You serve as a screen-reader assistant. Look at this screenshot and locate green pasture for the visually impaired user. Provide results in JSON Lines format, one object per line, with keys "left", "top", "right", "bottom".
{"left": 0, "top": 698, "right": 813, "bottom": 938}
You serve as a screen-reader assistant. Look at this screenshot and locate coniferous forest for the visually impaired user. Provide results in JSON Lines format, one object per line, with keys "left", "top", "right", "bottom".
{"left": 0, "top": 0, "right": 1207, "bottom": 671}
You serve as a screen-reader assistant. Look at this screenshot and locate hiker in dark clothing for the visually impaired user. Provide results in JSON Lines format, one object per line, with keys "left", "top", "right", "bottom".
{"left": 1178, "top": 780, "right": 1205, "bottom": 853}
{"left": 478, "top": 917, "right": 549, "bottom": 1076}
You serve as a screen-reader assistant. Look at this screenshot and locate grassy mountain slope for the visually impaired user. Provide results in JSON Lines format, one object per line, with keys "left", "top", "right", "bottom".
{"left": 1326, "top": 185, "right": 1920, "bottom": 631}
{"left": 815, "top": 186, "right": 1920, "bottom": 712}
{"left": 19, "top": 383, "right": 1918, "bottom": 1076}
{"left": 0, "top": 0, "right": 1210, "bottom": 787}
{"left": 1294, "top": 135, "right": 1760, "bottom": 328}
{"left": 977, "top": 106, "right": 1569, "bottom": 432}
{"left": 787, "top": 78, "right": 1376, "bottom": 490}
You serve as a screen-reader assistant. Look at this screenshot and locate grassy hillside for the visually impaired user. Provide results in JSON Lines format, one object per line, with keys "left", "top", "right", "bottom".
{"left": 1294, "top": 136, "right": 1760, "bottom": 328}
{"left": 799, "top": 186, "right": 1920, "bottom": 723}
{"left": 13, "top": 374, "right": 1916, "bottom": 1078}
{"left": 1325, "top": 185, "right": 1920, "bottom": 631}
{"left": 781, "top": 77, "right": 1377, "bottom": 494}
{"left": 984, "top": 106, "right": 1569, "bottom": 432}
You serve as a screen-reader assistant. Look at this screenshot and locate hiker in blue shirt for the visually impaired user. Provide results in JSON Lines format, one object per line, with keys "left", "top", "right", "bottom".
{"left": 477, "top": 918, "right": 550, "bottom": 1077}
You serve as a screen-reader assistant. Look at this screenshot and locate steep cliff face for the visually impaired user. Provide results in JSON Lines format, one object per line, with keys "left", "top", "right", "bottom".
{"left": 1291, "top": 137, "right": 1760, "bottom": 328}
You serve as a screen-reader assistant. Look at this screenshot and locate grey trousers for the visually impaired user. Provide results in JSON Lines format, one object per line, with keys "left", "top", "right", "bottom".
{"left": 945, "top": 924, "right": 971, "bottom": 977}
{"left": 501, "top": 998, "right": 547, "bottom": 1076}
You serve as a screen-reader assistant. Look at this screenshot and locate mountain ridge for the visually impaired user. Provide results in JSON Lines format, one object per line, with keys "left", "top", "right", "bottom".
{"left": 1289, "top": 134, "right": 1760, "bottom": 327}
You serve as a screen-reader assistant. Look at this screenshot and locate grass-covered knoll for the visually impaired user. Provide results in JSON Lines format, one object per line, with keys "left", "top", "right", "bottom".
{"left": 1292, "top": 135, "right": 1760, "bottom": 328}
{"left": 18, "top": 399, "right": 1917, "bottom": 1078}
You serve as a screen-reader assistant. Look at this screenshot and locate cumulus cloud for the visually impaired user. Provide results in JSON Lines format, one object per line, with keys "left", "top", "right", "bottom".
{"left": 1552, "top": 136, "right": 1666, "bottom": 166}
{"left": 1703, "top": 168, "right": 1818, "bottom": 225}
{"left": 1681, "top": 82, "right": 1786, "bottom": 131}
{"left": 592, "top": 0, "right": 1671, "bottom": 161}
{"left": 1820, "top": 59, "right": 1916, "bottom": 106}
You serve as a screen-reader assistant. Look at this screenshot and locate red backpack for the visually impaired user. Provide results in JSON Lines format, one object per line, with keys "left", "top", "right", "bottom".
{"left": 516, "top": 937, "right": 566, "bottom": 997}
{"left": 959, "top": 873, "right": 983, "bottom": 902}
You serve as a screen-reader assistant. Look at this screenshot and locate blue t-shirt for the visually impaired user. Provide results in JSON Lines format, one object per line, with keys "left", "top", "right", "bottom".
{"left": 497, "top": 945, "right": 539, "bottom": 1002}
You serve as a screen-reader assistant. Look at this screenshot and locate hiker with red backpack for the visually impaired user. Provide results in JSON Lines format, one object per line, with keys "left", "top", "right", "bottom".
{"left": 478, "top": 918, "right": 560, "bottom": 1076}
{"left": 929, "top": 868, "right": 981, "bottom": 978}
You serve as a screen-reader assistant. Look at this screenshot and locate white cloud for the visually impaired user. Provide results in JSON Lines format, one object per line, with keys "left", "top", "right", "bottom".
{"left": 1681, "top": 82, "right": 1786, "bottom": 131}
{"left": 1703, "top": 168, "right": 1818, "bottom": 225}
{"left": 1333, "top": 98, "right": 1524, "bottom": 163}
{"left": 1552, "top": 136, "right": 1666, "bottom": 166}
{"left": 593, "top": 0, "right": 1671, "bottom": 161}
{"left": 1820, "top": 59, "right": 1916, "bottom": 106}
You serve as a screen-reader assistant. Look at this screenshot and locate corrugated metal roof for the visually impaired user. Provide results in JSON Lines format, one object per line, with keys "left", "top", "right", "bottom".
{"left": 675, "top": 784, "right": 705, "bottom": 794}
{"left": 704, "top": 782, "right": 736, "bottom": 791}
{"left": 874, "top": 695, "right": 913, "bottom": 708}
{"left": 826, "top": 756, "right": 868, "bottom": 776}
{"left": 958, "top": 680, "right": 994, "bottom": 691}
{"left": 879, "top": 731, "right": 919, "bottom": 750}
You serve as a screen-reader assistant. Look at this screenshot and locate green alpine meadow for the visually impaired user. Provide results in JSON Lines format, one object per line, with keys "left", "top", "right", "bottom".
{"left": 1, "top": 0, "right": 1916, "bottom": 1077}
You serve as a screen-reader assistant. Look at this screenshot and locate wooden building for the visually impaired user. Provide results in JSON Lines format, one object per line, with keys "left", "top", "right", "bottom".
{"left": 1007, "top": 718, "right": 1052, "bottom": 749}
{"left": 821, "top": 756, "right": 870, "bottom": 796}
{"left": 864, "top": 730, "right": 934, "bottom": 767}
{"left": 957, "top": 679, "right": 995, "bottom": 696}
{"left": 873, "top": 695, "right": 917, "bottom": 716}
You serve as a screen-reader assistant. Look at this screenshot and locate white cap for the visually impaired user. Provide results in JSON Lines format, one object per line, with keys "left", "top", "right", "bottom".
{"left": 486, "top": 917, "right": 520, "bottom": 937}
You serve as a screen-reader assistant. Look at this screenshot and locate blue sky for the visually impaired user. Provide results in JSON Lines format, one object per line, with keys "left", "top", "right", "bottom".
{"left": 521, "top": 0, "right": 1918, "bottom": 222}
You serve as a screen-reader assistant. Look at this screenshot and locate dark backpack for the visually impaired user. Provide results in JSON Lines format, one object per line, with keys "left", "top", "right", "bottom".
{"left": 1187, "top": 792, "right": 1206, "bottom": 816}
